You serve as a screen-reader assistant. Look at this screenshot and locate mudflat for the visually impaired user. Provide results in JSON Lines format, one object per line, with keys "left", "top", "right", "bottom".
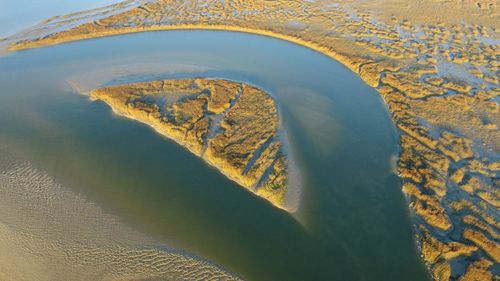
{"left": 3, "top": 0, "right": 499, "bottom": 280}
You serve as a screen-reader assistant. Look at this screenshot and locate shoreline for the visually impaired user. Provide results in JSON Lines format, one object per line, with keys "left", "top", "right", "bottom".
{"left": 89, "top": 78, "right": 300, "bottom": 213}
{"left": 8, "top": 24, "right": 361, "bottom": 76}
{"left": 4, "top": 2, "right": 499, "bottom": 278}
{"left": 0, "top": 150, "right": 242, "bottom": 281}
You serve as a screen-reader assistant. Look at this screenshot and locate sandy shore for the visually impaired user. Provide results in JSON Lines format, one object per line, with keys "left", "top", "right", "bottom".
{"left": 0, "top": 151, "right": 240, "bottom": 281}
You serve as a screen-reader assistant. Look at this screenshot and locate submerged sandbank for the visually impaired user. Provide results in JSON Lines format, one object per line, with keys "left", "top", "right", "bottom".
{"left": 0, "top": 150, "right": 241, "bottom": 281}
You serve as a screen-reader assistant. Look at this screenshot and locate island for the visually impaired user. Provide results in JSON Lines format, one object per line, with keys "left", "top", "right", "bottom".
{"left": 90, "top": 78, "right": 297, "bottom": 211}
{"left": 3, "top": 1, "right": 499, "bottom": 279}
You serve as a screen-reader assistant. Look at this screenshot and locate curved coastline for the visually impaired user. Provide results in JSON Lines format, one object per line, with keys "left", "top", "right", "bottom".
{"left": 8, "top": 24, "right": 361, "bottom": 75}
{"left": 0, "top": 27, "right": 437, "bottom": 281}
{"left": 4, "top": 3, "right": 499, "bottom": 279}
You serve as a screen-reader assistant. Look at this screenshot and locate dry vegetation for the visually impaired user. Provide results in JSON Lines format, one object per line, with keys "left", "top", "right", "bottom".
{"left": 90, "top": 78, "right": 292, "bottom": 210}
{"left": 4, "top": 0, "right": 499, "bottom": 279}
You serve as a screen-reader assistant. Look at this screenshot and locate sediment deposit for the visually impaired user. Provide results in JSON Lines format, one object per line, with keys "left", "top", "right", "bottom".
{"left": 4, "top": 0, "right": 499, "bottom": 279}
{"left": 90, "top": 78, "right": 295, "bottom": 210}
{"left": 0, "top": 152, "right": 240, "bottom": 281}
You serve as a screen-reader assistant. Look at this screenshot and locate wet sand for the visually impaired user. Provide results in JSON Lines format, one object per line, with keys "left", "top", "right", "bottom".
{"left": 0, "top": 150, "right": 240, "bottom": 281}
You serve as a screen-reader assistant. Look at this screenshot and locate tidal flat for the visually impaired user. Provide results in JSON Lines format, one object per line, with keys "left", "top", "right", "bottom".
{"left": 0, "top": 30, "right": 429, "bottom": 280}
{"left": 1, "top": 0, "right": 499, "bottom": 280}
{"left": 0, "top": 151, "right": 241, "bottom": 281}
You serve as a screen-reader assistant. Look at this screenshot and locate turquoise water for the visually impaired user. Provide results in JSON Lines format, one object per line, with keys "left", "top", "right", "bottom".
{"left": 0, "top": 30, "right": 431, "bottom": 281}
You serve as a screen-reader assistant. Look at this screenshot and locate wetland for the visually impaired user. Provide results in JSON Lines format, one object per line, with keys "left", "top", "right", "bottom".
{"left": 0, "top": 30, "right": 430, "bottom": 280}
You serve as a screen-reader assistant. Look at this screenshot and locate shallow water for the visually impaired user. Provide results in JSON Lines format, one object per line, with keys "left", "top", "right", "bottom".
{"left": 0, "top": 30, "right": 431, "bottom": 281}
{"left": 0, "top": 0, "right": 129, "bottom": 37}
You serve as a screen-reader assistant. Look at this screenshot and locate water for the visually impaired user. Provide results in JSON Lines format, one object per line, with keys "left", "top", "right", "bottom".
{"left": 0, "top": 0, "right": 123, "bottom": 37}
{"left": 0, "top": 30, "right": 431, "bottom": 281}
